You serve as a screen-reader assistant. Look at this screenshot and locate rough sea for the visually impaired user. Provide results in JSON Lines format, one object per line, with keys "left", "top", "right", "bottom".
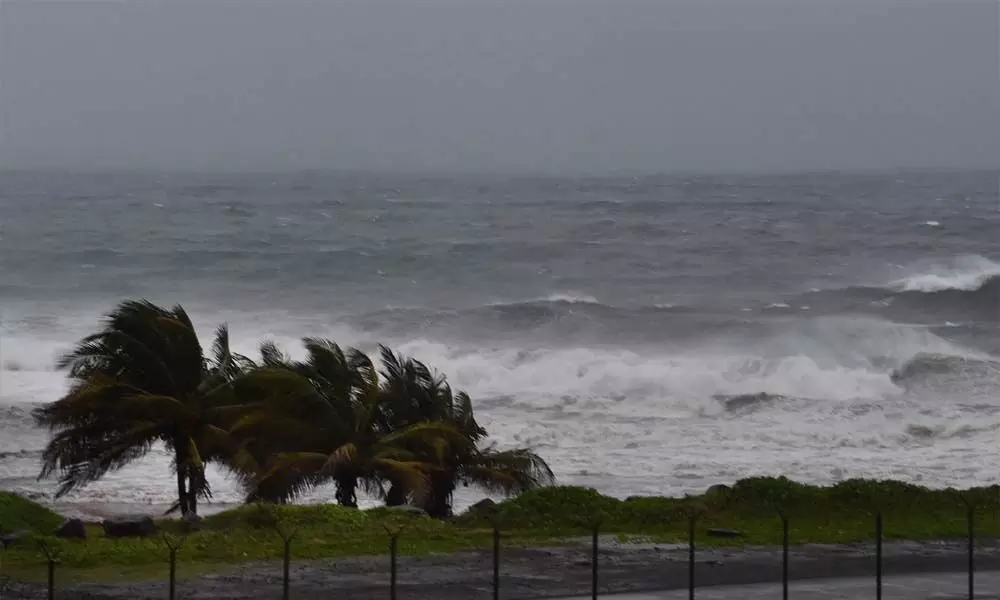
{"left": 1, "top": 169, "right": 998, "bottom": 516}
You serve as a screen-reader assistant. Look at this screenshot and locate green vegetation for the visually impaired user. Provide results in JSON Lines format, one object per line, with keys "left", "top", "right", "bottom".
{"left": 33, "top": 300, "right": 552, "bottom": 519}
{"left": 0, "top": 492, "right": 62, "bottom": 534}
{"left": 1, "top": 478, "right": 999, "bottom": 583}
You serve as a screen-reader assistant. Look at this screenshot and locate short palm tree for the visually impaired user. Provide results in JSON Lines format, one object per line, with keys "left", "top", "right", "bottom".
{"left": 232, "top": 339, "right": 435, "bottom": 507}
{"left": 377, "top": 346, "right": 554, "bottom": 517}
{"left": 34, "top": 300, "right": 253, "bottom": 516}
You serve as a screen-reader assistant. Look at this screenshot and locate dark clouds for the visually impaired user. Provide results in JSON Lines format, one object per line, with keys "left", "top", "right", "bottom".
{"left": 1, "top": 0, "right": 997, "bottom": 173}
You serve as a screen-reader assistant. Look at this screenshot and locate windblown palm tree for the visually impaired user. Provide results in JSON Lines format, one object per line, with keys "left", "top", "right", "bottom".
{"left": 36, "top": 300, "right": 555, "bottom": 517}
{"left": 377, "top": 346, "right": 554, "bottom": 517}
{"left": 232, "top": 339, "right": 435, "bottom": 507}
{"left": 33, "top": 300, "right": 253, "bottom": 516}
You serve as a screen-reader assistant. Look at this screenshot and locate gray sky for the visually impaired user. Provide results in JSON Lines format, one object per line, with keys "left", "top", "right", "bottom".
{"left": 1, "top": 0, "right": 998, "bottom": 174}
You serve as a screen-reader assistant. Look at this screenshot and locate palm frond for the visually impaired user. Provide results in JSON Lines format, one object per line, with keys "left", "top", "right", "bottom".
{"left": 259, "top": 341, "right": 292, "bottom": 368}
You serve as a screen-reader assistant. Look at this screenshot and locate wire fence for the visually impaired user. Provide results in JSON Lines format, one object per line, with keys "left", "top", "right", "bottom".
{"left": 0, "top": 507, "right": 990, "bottom": 600}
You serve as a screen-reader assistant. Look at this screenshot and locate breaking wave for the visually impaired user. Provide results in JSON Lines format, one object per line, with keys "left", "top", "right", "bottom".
{"left": 891, "top": 352, "right": 1000, "bottom": 385}
{"left": 891, "top": 256, "right": 1000, "bottom": 292}
{"left": 714, "top": 392, "right": 787, "bottom": 413}
{"left": 804, "top": 257, "right": 1000, "bottom": 323}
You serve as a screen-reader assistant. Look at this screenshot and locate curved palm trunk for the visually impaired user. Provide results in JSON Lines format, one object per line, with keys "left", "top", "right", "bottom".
{"left": 188, "top": 471, "right": 200, "bottom": 516}
{"left": 173, "top": 438, "right": 196, "bottom": 516}
{"left": 424, "top": 473, "right": 456, "bottom": 519}
{"left": 335, "top": 475, "right": 359, "bottom": 508}
{"left": 176, "top": 466, "right": 190, "bottom": 515}
{"left": 385, "top": 484, "right": 407, "bottom": 507}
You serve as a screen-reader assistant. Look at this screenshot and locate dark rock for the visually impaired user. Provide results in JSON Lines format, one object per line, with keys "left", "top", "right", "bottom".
{"left": 102, "top": 516, "right": 157, "bottom": 538}
{"left": 706, "top": 528, "right": 744, "bottom": 538}
{"left": 466, "top": 499, "right": 497, "bottom": 517}
{"left": 0, "top": 530, "right": 28, "bottom": 549}
{"left": 705, "top": 484, "right": 731, "bottom": 496}
{"left": 55, "top": 518, "right": 87, "bottom": 540}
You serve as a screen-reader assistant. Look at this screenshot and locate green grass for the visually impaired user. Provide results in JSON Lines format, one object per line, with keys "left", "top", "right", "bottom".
{"left": 2, "top": 477, "right": 999, "bottom": 584}
{"left": 0, "top": 492, "right": 62, "bottom": 534}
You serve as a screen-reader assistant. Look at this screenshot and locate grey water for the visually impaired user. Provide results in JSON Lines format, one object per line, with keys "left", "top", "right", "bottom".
{"left": 1, "top": 169, "right": 998, "bottom": 513}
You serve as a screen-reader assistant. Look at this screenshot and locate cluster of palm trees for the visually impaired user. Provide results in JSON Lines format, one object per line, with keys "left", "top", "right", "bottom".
{"left": 33, "top": 300, "right": 553, "bottom": 518}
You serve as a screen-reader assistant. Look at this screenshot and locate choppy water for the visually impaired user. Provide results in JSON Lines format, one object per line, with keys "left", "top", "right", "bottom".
{"left": 1, "top": 169, "right": 998, "bottom": 514}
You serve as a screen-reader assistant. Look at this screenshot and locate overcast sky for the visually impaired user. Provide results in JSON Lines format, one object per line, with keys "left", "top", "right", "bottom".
{"left": 1, "top": 0, "right": 997, "bottom": 174}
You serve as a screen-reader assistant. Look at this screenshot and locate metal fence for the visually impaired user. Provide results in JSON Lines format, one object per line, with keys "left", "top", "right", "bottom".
{"left": 0, "top": 509, "right": 987, "bottom": 600}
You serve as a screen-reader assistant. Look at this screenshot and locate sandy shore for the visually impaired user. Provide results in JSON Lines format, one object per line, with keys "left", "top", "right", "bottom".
{"left": 5, "top": 538, "right": 1000, "bottom": 599}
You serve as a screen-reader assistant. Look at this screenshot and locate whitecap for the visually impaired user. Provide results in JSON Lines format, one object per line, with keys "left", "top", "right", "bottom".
{"left": 891, "top": 255, "right": 1000, "bottom": 292}
{"left": 538, "top": 293, "right": 600, "bottom": 304}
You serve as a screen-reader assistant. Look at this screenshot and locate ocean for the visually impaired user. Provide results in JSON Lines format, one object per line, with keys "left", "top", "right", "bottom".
{"left": 1, "top": 169, "right": 997, "bottom": 516}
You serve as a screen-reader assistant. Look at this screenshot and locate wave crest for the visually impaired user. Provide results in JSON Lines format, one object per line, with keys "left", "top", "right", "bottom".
{"left": 805, "top": 258, "right": 1000, "bottom": 322}
{"left": 892, "top": 256, "right": 1000, "bottom": 293}
{"left": 891, "top": 352, "right": 1000, "bottom": 385}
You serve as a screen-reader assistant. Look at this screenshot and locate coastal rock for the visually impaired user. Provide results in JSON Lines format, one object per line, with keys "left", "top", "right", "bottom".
{"left": 102, "top": 516, "right": 157, "bottom": 538}
{"left": 466, "top": 499, "right": 497, "bottom": 518}
{"left": 55, "top": 518, "right": 87, "bottom": 540}
{"left": 705, "top": 484, "right": 731, "bottom": 496}
{"left": 706, "top": 528, "right": 744, "bottom": 538}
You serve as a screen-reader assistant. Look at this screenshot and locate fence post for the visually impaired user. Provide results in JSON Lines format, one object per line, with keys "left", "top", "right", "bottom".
{"left": 781, "top": 513, "right": 789, "bottom": 600}
{"left": 592, "top": 520, "right": 602, "bottom": 600}
{"left": 261, "top": 502, "right": 299, "bottom": 600}
{"left": 491, "top": 521, "right": 501, "bottom": 600}
{"left": 37, "top": 538, "right": 60, "bottom": 600}
{"left": 875, "top": 510, "right": 883, "bottom": 600}
{"left": 966, "top": 502, "right": 975, "bottom": 600}
{"left": 169, "top": 548, "right": 177, "bottom": 600}
{"left": 283, "top": 537, "right": 293, "bottom": 600}
{"left": 47, "top": 557, "right": 55, "bottom": 600}
{"left": 277, "top": 528, "right": 296, "bottom": 600}
{"left": 384, "top": 525, "right": 405, "bottom": 600}
{"left": 688, "top": 514, "right": 697, "bottom": 600}
{"left": 160, "top": 532, "right": 186, "bottom": 600}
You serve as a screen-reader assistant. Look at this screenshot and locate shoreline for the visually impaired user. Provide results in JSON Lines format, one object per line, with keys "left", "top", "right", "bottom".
{"left": 6, "top": 539, "right": 1000, "bottom": 599}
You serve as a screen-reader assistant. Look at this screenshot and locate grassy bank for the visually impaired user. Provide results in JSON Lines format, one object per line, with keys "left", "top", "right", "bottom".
{"left": 2, "top": 477, "right": 999, "bottom": 583}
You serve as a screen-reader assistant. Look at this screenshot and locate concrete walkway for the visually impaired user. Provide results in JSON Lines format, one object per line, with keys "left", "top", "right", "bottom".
{"left": 557, "top": 570, "right": 1000, "bottom": 600}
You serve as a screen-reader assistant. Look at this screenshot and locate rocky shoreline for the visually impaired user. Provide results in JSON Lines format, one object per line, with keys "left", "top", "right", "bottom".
{"left": 4, "top": 538, "right": 1000, "bottom": 600}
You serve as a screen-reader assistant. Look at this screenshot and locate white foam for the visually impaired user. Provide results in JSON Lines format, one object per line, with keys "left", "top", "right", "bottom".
{"left": 3, "top": 307, "right": 999, "bottom": 507}
{"left": 891, "top": 255, "right": 1000, "bottom": 292}
{"left": 539, "top": 292, "right": 600, "bottom": 304}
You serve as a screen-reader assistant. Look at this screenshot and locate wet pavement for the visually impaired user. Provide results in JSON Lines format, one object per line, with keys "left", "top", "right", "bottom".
{"left": 7, "top": 540, "right": 1000, "bottom": 599}
{"left": 557, "top": 570, "right": 1000, "bottom": 599}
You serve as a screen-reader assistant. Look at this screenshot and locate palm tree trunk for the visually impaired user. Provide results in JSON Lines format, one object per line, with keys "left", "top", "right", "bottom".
{"left": 173, "top": 438, "right": 193, "bottom": 516}
{"left": 175, "top": 465, "right": 190, "bottom": 516}
{"left": 385, "top": 484, "right": 407, "bottom": 506}
{"left": 424, "top": 475, "right": 455, "bottom": 519}
{"left": 188, "top": 482, "right": 198, "bottom": 516}
{"left": 335, "top": 476, "right": 358, "bottom": 508}
{"left": 186, "top": 465, "right": 207, "bottom": 517}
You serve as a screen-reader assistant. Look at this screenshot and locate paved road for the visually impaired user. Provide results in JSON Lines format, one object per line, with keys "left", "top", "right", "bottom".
{"left": 557, "top": 570, "right": 1000, "bottom": 600}
{"left": 8, "top": 541, "right": 1000, "bottom": 599}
